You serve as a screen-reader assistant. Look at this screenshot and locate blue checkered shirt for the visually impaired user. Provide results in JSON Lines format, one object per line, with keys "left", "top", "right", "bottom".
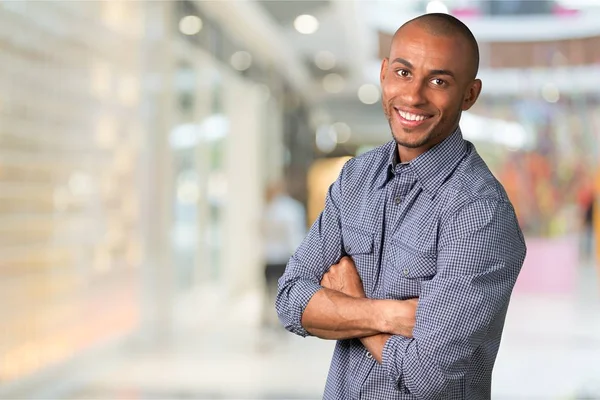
{"left": 276, "top": 128, "right": 527, "bottom": 399}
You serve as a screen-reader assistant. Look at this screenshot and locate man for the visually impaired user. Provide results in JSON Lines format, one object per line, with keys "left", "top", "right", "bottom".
{"left": 276, "top": 13, "right": 526, "bottom": 400}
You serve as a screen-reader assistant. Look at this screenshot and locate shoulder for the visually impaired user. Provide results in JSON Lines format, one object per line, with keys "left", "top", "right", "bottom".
{"left": 439, "top": 142, "right": 511, "bottom": 214}
{"left": 340, "top": 141, "right": 394, "bottom": 186}
{"left": 437, "top": 143, "right": 525, "bottom": 247}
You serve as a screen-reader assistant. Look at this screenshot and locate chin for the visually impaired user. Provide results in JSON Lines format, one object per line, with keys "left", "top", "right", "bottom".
{"left": 392, "top": 131, "right": 431, "bottom": 149}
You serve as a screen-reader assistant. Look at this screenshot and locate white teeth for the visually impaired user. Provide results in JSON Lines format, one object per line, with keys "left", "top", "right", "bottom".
{"left": 398, "top": 110, "right": 427, "bottom": 121}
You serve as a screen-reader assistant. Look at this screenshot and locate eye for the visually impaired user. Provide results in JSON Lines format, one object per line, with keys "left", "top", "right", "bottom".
{"left": 396, "top": 69, "right": 410, "bottom": 78}
{"left": 431, "top": 78, "right": 446, "bottom": 86}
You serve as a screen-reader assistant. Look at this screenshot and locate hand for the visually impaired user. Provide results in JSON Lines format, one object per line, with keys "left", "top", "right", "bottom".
{"left": 378, "top": 298, "right": 418, "bottom": 338}
{"left": 320, "top": 256, "right": 366, "bottom": 298}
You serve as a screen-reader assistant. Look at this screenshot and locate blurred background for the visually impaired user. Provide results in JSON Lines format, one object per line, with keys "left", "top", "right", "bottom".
{"left": 0, "top": 0, "right": 599, "bottom": 399}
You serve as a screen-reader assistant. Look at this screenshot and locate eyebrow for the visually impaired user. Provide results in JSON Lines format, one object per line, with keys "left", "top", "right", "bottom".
{"left": 391, "top": 57, "right": 456, "bottom": 79}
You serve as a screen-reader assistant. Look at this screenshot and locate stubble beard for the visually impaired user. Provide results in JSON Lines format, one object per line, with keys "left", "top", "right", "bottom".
{"left": 387, "top": 118, "right": 435, "bottom": 149}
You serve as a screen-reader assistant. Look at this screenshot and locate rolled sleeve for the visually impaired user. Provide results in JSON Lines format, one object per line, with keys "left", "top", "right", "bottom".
{"left": 381, "top": 199, "right": 527, "bottom": 399}
{"left": 382, "top": 335, "right": 410, "bottom": 387}
{"left": 275, "top": 271, "right": 322, "bottom": 337}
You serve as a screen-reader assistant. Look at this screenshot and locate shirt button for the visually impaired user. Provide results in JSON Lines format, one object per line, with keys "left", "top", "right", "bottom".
{"left": 394, "top": 196, "right": 402, "bottom": 205}
{"left": 403, "top": 268, "right": 409, "bottom": 276}
{"left": 366, "top": 351, "right": 373, "bottom": 359}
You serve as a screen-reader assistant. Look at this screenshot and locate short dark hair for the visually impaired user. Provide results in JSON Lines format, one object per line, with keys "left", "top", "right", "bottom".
{"left": 401, "top": 13, "right": 480, "bottom": 79}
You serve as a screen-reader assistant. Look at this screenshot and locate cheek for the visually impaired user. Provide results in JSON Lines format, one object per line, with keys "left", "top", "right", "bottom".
{"left": 380, "top": 84, "right": 392, "bottom": 104}
{"left": 433, "top": 95, "right": 460, "bottom": 116}
{"left": 381, "top": 78, "right": 402, "bottom": 99}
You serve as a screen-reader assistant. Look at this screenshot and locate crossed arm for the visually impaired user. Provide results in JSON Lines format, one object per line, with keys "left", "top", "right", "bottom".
{"left": 302, "top": 256, "right": 417, "bottom": 364}
{"left": 276, "top": 167, "right": 526, "bottom": 398}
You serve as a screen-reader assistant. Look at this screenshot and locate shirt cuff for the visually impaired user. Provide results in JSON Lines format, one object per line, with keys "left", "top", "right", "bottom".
{"left": 382, "top": 334, "right": 411, "bottom": 389}
{"left": 287, "top": 280, "right": 323, "bottom": 337}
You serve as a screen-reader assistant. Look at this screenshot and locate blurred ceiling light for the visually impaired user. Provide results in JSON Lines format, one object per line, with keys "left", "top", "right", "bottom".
{"left": 179, "top": 15, "right": 202, "bottom": 35}
{"left": 294, "top": 14, "right": 319, "bottom": 34}
{"left": 316, "top": 125, "right": 337, "bottom": 153}
{"left": 541, "top": 83, "right": 560, "bottom": 103}
{"left": 426, "top": 1, "right": 449, "bottom": 14}
{"left": 68, "top": 172, "right": 93, "bottom": 197}
{"left": 314, "top": 50, "right": 336, "bottom": 70}
{"left": 102, "top": 1, "right": 126, "bottom": 29}
{"left": 332, "top": 122, "right": 351, "bottom": 144}
{"left": 201, "top": 114, "right": 229, "bottom": 141}
{"left": 323, "top": 73, "right": 345, "bottom": 93}
{"left": 230, "top": 51, "right": 252, "bottom": 71}
{"left": 358, "top": 84, "right": 380, "bottom": 104}
{"left": 170, "top": 124, "right": 197, "bottom": 149}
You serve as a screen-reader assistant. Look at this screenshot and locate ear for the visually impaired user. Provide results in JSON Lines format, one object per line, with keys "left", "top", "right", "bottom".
{"left": 461, "top": 79, "right": 482, "bottom": 111}
{"left": 380, "top": 58, "right": 389, "bottom": 85}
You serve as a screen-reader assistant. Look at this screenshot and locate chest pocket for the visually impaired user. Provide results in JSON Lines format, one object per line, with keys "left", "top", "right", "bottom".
{"left": 385, "top": 240, "right": 437, "bottom": 298}
{"left": 342, "top": 226, "right": 373, "bottom": 256}
{"left": 341, "top": 226, "right": 375, "bottom": 294}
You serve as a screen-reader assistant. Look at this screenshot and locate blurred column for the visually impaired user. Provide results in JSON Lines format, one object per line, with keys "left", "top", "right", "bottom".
{"left": 138, "top": 0, "right": 175, "bottom": 345}
{"left": 194, "top": 66, "right": 211, "bottom": 285}
{"left": 263, "top": 95, "right": 285, "bottom": 186}
{"left": 222, "top": 76, "right": 264, "bottom": 302}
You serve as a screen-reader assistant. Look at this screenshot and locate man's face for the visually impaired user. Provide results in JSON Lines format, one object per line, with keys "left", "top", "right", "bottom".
{"left": 380, "top": 23, "right": 481, "bottom": 161}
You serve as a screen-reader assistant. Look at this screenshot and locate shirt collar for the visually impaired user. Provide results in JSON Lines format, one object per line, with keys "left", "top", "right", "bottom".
{"left": 377, "top": 127, "right": 467, "bottom": 197}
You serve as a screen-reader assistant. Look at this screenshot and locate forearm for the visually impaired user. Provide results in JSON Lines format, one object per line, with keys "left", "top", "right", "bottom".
{"left": 360, "top": 333, "right": 392, "bottom": 364}
{"left": 301, "top": 287, "right": 384, "bottom": 340}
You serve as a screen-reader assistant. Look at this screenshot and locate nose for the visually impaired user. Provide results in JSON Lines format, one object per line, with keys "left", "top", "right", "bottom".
{"left": 401, "top": 79, "right": 427, "bottom": 107}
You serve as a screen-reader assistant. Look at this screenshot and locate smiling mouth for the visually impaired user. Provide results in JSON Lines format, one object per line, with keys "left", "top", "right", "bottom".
{"left": 394, "top": 108, "right": 433, "bottom": 128}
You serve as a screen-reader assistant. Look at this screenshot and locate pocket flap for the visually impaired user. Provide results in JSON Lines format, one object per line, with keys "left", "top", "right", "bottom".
{"left": 342, "top": 226, "right": 373, "bottom": 255}
{"left": 389, "top": 242, "right": 437, "bottom": 279}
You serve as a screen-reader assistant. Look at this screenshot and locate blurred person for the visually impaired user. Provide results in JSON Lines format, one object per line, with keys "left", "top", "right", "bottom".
{"left": 582, "top": 194, "right": 595, "bottom": 263}
{"left": 276, "top": 13, "right": 526, "bottom": 400}
{"left": 262, "top": 180, "right": 306, "bottom": 331}
{"left": 577, "top": 180, "right": 595, "bottom": 263}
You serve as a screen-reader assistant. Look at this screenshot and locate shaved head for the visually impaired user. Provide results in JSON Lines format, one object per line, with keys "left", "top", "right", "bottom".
{"left": 395, "top": 13, "right": 479, "bottom": 79}
{"left": 380, "top": 12, "right": 483, "bottom": 162}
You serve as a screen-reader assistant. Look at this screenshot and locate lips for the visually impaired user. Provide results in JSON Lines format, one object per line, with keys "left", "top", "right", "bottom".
{"left": 394, "top": 107, "right": 433, "bottom": 128}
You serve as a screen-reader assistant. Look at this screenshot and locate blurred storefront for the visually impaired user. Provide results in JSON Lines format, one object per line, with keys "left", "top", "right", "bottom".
{"left": 0, "top": 0, "right": 145, "bottom": 389}
{"left": 0, "top": 0, "right": 312, "bottom": 395}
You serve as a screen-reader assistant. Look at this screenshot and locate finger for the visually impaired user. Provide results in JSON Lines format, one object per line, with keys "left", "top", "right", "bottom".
{"left": 328, "top": 262, "right": 340, "bottom": 275}
{"left": 340, "top": 256, "right": 356, "bottom": 268}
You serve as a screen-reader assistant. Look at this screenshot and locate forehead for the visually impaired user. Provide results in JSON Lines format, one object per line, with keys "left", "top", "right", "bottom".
{"left": 390, "top": 24, "right": 471, "bottom": 74}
